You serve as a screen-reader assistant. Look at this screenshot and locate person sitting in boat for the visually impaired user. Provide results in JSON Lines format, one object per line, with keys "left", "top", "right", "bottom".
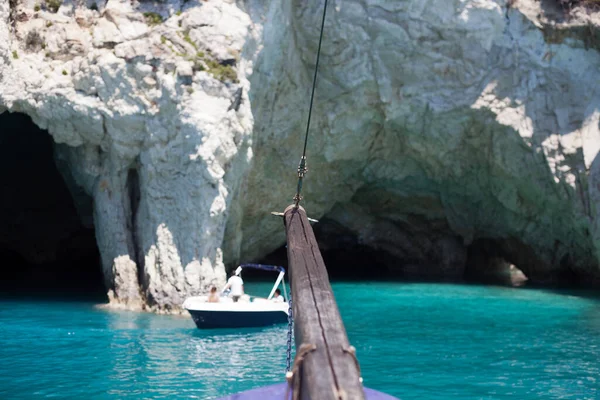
{"left": 272, "top": 289, "right": 285, "bottom": 303}
{"left": 222, "top": 272, "right": 244, "bottom": 302}
{"left": 207, "top": 286, "right": 219, "bottom": 303}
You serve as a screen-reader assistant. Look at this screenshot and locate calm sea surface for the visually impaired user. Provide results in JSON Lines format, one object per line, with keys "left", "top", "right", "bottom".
{"left": 1, "top": 282, "right": 599, "bottom": 399}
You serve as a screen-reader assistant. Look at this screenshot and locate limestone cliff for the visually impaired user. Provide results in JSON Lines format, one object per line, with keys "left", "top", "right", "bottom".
{"left": 233, "top": 0, "right": 600, "bottom": 286}
{"left": 0, "top": 0, "right": 255, "bottom": 311}
{"left": 0, "top": 0, "right": 599, "bottom": 311}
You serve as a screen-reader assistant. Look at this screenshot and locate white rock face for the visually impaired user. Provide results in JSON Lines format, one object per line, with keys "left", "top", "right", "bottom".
{"left": 0, "top": 0, "right": 255, "bottom": 311}
{"left": 1, "top": 0, "right": 599, "bottom": 311}
{"left": 231, "top": 0, "right": 600, "bottom": 284}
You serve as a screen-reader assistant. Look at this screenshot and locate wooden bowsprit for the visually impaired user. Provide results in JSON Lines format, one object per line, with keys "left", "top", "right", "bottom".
{"left": 216, "top": 206, "right": 400, "bottom": 400}
{"left": 216, "top": 0, "right": 399, "bottom": 397}
{"left": 283, "top": 205, "right": 364, "bottom": 400}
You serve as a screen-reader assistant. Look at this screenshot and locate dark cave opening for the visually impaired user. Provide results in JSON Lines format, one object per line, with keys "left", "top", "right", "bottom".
{"left": 0, "top": 112, "right": 104, "bottom": 297}
{"left": 255, "top": 219, "right": 397, "bottom": 281}
{"left": 464, "top": 238, "right": 530, "bottom": 287}
{"left": 256, "top": 217, "right": 536, "bottom": 286}
{"left": 256, "top": 243, "right": 391, "bottom": 281}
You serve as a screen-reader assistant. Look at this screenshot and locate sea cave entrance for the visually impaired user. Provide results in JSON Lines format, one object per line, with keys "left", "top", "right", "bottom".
{"left": 0, "top": 112, "right": 104, "bottom": 297}
{"left": 256, "top": 216, "right": 530, "bottom": 286}
{"left": 256, "top": 218, "right": 404, "bottom": 281}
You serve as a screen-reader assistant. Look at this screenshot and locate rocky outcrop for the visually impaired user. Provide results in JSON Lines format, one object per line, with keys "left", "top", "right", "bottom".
{"left": 0, "top": 0, "right": 255, "bottom": 311}
{"left": 1, "top": 0, "right": 599, "bottom": 311}
{"left": 231, "top": 0, "right": 600, "bottom": 286}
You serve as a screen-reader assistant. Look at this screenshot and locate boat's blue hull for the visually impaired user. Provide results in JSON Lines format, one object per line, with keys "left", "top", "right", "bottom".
{"left": 188, "top": 309, "right": 288, "bottom": 329}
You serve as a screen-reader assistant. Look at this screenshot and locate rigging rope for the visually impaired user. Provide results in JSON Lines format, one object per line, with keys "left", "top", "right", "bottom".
{"left": 285, "top": 0, "right": 329, "bottom": 374}
{"left": 293, "top": 0, "right": 329, "bottom": 208}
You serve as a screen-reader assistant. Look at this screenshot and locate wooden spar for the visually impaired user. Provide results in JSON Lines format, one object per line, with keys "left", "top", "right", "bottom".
{"left": 283, "top": 205, "right": 365, "bottom": 400}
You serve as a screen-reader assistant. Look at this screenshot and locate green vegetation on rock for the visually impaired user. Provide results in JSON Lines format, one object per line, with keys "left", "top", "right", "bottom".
{"left": 46, "top": 0, "right": 62, "bottom": 13}
{"left": 143, "top": 12, "right": 163, "bottom": 26}
{"left": 183, "top": 32, "right": 197, "bottom": 49}
{"left": 167, "top": 32, "right": 238, "bottom": 83}
{"left": 25, "top": 30, "right": 44, "bottom": 50}
{"left": 12, "top": 50, "right": 18, "bottom": 59}
{"left": 205, "top": 59, "right": 237, "bottom": 83}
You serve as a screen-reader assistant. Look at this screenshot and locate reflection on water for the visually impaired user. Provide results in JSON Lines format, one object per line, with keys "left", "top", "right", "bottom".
{"left": 100, "top": 307, "right": 289, "bottom": 399}
{"left": 1, "top": 282, "right": 599, "bottom": 399}
{"left": 337, "top": 283, "right": 600, "bottom": 399}
{"left": 585, "top": 305, "right": 600, "bottom": 332}
{"left": 0, "top": 293, "right": 289, "bottom": 400}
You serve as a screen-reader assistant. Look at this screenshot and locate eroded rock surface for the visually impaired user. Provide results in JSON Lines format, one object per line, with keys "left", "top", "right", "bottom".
{"left": 1, "top": 0, "right": 255, "bottom": 311}
{"left": 1, "top": 0, "right": 599, "bottom": 311}
{"left": 232, "top": 0, "right": 600, "bottom": 286}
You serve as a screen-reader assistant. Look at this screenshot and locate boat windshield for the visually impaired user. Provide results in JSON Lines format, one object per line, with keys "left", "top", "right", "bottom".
{"left": 223, "top": 264, "right": 287, "bottom": 301}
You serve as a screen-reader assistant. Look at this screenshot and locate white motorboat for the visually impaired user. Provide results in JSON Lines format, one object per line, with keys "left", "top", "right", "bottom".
{"left": 183, "top": 264, "right": 290, "bottom": 329}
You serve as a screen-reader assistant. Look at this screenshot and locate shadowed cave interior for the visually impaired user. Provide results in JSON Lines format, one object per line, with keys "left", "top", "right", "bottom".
{"left": 0, "top": 112, "right": 532, "bottom": 298}
{"left": 0, "top": 112, "right": 104, "bottom": 297}
{"left": 256, "top": 222, "right": 530, "bottom": 286}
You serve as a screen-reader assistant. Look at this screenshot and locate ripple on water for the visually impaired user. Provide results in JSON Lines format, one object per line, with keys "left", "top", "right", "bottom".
{"left": 1, "top": 282, "right": 599, "bottom": 399}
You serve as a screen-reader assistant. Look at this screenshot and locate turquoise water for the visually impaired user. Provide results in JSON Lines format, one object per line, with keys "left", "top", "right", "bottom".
{"left": 1, "top": 282, "right": 599, "bottom": 399}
